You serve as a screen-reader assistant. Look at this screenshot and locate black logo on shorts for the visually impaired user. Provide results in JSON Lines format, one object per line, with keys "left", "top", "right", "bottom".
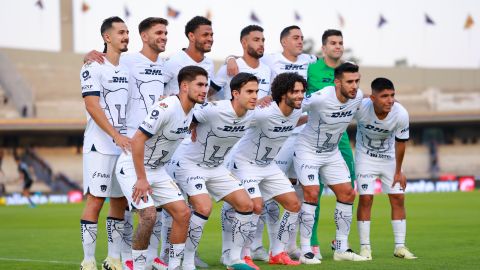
{"left": 308, "top": 174, "right": 315, "bottom": 181}
{"left": 248, "top": 187, "right": 255, "bottom": 194}
{"left": 361, "top": 184, "right": 368, "bottom": 191}
{"left": 195, "top": 183, "right": 203, "bottom": 190}
{"left": 100, "top": 185, "right": 107, "bottom": 192}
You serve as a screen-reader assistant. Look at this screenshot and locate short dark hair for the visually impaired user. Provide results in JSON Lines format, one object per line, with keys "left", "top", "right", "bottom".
{"left": 230, "top": 73, "right": 258, "bottom": 99}
{"left": 321, "top": 29, "right": 342, "bottom": 45}
{"left": 138, "top": 17, "right": 168, "bottom": 33}
{"left": 185, "top": 16, "right": 212, "bottom": 37}
{"left": 240, "top": 25, "right": 264, "bottom": 41}
{"left": 271, "top": 73, "right": 307, "bottom": 104}
{"left": 334, "top": 62, "right": 359, "bottom": 79}
{"left": 371, "top": 77, "right": 395, "bottom": 94}
{"left": 280, "top": 25, "right": 300, "bottom": 41}
{"left": 100, "top": 16, "right": 125, "bottom": 53}
{"left": 177, "top": 65, "right": 208, "bottom": 86}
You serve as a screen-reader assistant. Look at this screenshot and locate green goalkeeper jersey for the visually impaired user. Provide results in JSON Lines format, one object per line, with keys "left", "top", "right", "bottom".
{"left": 306, "top": 58, "right": 335, "bottom": 94}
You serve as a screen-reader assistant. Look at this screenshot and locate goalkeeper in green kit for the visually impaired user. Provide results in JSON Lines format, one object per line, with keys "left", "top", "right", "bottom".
{"left": 306, "top": 29, "right": 356, "bottom": 259}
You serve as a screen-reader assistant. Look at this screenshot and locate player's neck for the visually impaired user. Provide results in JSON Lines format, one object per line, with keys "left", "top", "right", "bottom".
{"left": 105, "top": 50, "right": 121, "bottom": 66}
{"left": 140, "top": 47, "right": 159, "bottom": 62}
{"left": 374, "top": 107, "right": 389, "bottom": 120}
{"left": 177, "top": 94, "right": 194, "bottom": 114}
{"left": 335, "top": 88, "right": 349, "bottom": 103}
{"left": 242, "top": 55, "right": 260, "bottom": 69}
{"left": 184, "top": 47, "right": 204, "bottom": 63}
{"left": 278, "top": 101, "right": 294, "bottom": 117}
{"left": 282, "top": 51, "right": 298, "bottom": 62}
{"left": 231, "top": 100, "right": 248, "bottom": 117}
{"left": 324, "top": 56, "right": 341, "bottom": 68}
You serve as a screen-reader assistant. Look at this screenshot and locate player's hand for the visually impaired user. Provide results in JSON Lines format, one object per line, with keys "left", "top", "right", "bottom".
{"left": 114, "top": 134, "right": 132, "bottom": 154}
{"left": 189, "top": 122, "right": 198, "bottom": 142}
{"left": 392, "top": 171, "right": 407, "bottom": 191}
{"left": 84, "top": 50, "right": 105, "bottom": 64}
{"left": 257, "top": 95, "right": 273, "bottom": 108}
{"left": 226, "top": 57, "right": 239, "bottom": 76}
{"left": 132, "top": 178, "right": 152, "bottom": 204}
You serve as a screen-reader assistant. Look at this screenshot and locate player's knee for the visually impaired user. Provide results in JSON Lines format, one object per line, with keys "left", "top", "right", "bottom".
{"left": 174, "top": 205, "right": 191, "bottom": 224}
{"left": 252, "top": 201, "right": 263, "bottom": 215}
{"left": 139, "top": 207, "right": 157, "bottom": 227}
{"left": 194, "top": 204, "right": 212, "bottom": 217}
{"left": 236, "top": 199, "right": 254, "bottom": 213}
{"left": 390, "top": 194, "right": 405, "bottom": 209}
{"left": 359, "top": 195, "right": 373, "bottom": 208}
{"left": 284, "top": 198, "right": 301, "bottom": 213}
{"left": 303, "top": 188, "right": 319, "bottom": 203}
{"left": 339, "top": 188, "right": 356, "bottom": 203}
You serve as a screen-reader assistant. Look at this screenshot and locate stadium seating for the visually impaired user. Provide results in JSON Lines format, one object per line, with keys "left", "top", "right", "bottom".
{"left": 34, "top": 147, "right": 83, "bottom": 185}
{"left": 438, "top": 144, "right": 480, "bottom": 176}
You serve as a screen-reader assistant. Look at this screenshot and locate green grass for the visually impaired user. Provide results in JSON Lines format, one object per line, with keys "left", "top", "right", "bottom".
{"left": 0, "top": 192, "right": 479, "bottom": 269}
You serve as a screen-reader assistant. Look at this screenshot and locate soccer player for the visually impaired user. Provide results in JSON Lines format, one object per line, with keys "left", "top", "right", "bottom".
{"left": 355, "top": 78, "right": 417, "bottom": 260}
{"left": 79, "top": 16, "right": 130, "bottom": 270}
{"left": 293, "top": 62, "right": 367, "bottom": 262}
{"left": 15, "top": 155, "right": 36, "bottom": 207}
{"left": 84, "top": 17, "right": 171, "bottom": 270}
{"left": 115, "top": 66, "right": 208, "bottom": 270}
{"left": 224, "top": 72, "right": 309, "bottom": 268}
{"left": 305, "top": 29, "right": 353, "bottom": 258}
{"left": 167, "top": 73, "right": 259, "bottom": 270}
{"left": 209, "top": 25, "right": 271, "bottom": 100}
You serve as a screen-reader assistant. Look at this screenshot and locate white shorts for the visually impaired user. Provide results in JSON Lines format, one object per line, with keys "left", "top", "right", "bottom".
{"left": 230, "top": 161, "right": 295, "bottom": 201}
{"left": 83, "top": 151, "right": 123, "bottom": 198}
{"left": 356, "top": 161, "right": 404, "bottom": 195}
{"left": 293, "top": 150, "right": 351, "bottom": 187}
{"left": 173, "top": 162, "right": 244, "bottom": 202}
{"left": 274, "top": 134, "right": 298, "bottom": 179}
{"left": 116, "top": 153, "right": 184, "bottom": 210}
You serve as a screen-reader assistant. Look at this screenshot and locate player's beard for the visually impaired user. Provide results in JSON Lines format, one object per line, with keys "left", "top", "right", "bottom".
{"left": 194, "top": 40, "right": 212, "bottom": 53}
{"left": 148, "top": 38, "right": 165, "bottom": 54}
{"left": 247, "top": 46, "right": 263, "bottom": 59}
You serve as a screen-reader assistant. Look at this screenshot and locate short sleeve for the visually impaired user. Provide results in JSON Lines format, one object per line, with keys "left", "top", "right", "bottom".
{"left": 138, "top": 101, "right": 170, "bottom": 138}
{"left": 211, "top": 65, "right": 228, "bottom": 91}
{"left": 395, "top": 108, "right": 410, "bottom": 142}
{"left": 80, "top": 63, "right": 101, "bottom": 97}
{"left": 192, "top": 102, "right": 215, "bottom": 124}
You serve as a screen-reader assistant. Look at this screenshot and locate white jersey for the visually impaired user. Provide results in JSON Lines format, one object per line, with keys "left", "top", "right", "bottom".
{"left": 81, "top": 60, "right": 129, "bottom": 155}
{"left": 175, "top": 100, "right": 253, "bottom": 168}
{"left": 296, "top": 86, "right": 363, "bottom": 156}
{"left": 121, "top": 52, "right": 166, "bottom": 137}
{"left": 230, "top": 102, "right": 301, "bottom": 168}
{"left": 138, "top": 96, "right": 193, "bottom": 169}
{"left": 163, "top": 50, "right": 215, "bottom": 96}
{"left": 355, "top": 99, "right": 409, "bottom": 162}
{"left": 261, "top": 53, "right": 316, "bottom": 81}
{"left": 211, "top": 58, "right": 271, "bottom": 100}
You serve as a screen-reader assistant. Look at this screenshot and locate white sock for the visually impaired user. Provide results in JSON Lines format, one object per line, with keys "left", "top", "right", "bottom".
{"left": 358, "top": 220, "right": 371, "bottom": 249}
{"left": 241, "top": 214, "right": 259, "bottom": 258}
{"left": 221, "top": 202, "right": 235, "bottom": 259}
{"left": 229, "top": 211, "right": 254, "bottom": 264}
{"left": 299, "top": 202, "right": 316, "bottom": 254}
{"left": 265, "top": 200, "right": 280, "bottom": 251}
{"left": 184, "top": 212, "right": 208, "bottom": 267}
{"left": 271, "top": 210, "right": 299, "bottom": 256}
{"left": 286, "top": 218, "right": 300, "bottom": 252}
{"left": 168, "top": 243, "right": 185, "bottom": 270}
{"left": 106, "top": 217, "right": 124, "bottom": 259}
{"left": 334, "top": 201, "right": 353, "bottom": 252}
{"left": 146, "top": 208, "right": 162, "bottom": 265}
{"left": 132, "top": 249, "right": 148, "bottom": 270}
{"left": 81, "top": 220, "right": 97, "bottom": 262}
{"left": 160, "top": 210, "right": 172, "bottom": 263}
{"left": 392, "top": 219, "right": 406, "bottom": 248}
{"left": 121, "top": 210, "right": 133, "bottom": 263}
{"left": 251, "top": 215, "right": 264, "bottom": 251}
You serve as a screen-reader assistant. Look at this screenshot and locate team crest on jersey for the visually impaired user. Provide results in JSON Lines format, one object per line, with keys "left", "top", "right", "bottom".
{"left": 159, "top": 102, "right": 168, "bottom": 109}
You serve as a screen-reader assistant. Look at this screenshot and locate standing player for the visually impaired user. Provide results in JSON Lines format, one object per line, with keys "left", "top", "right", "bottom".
{"left": 355, "top": 78, "right": 417, "bottom": 260}
{"left": 225, "top": 72, "right": 308, "bottom": 268}
{"left": 167, "top": 73, "right": 259, "bottom": 270}
{"left": 305, "top": 29, "right": 353, "bottom": 258}
{"left": 15, "top": 155, "right": 36, "bottom": 207}
{"left": 116, "top": 66, "right": 208, "bottom": 270}
{"left": 84, "top": 17, "right": 171, "bottom": 270}
{"left": 293, "top": 62, "right": 367, "bottom": 262}
{"left": 209, "top": 25, "right": 271, "bottom": 100}
{"left": 79, "top": 16, "right": 130, "bottom": 270}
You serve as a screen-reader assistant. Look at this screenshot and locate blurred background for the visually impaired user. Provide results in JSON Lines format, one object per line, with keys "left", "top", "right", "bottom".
{"left": 0, "top": 0, "right": 479, "bottom": 205}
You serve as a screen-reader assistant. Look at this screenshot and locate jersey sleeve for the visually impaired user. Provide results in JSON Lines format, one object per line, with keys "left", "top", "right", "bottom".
{"left": 210, "top": 65, "right": 228, "bottom": 91}
{"left": 192, "top": 102, "right": 215, "bottom": 123}
{"left": 301, "top": 92, "right": 321, "bottom": 113}
{"left": 162, "top": 58, "right": 175, "bottom": 85}
{"left": 138, "top": 101, "right": 171, "bottom": 138}
{"left": 80, "top": 63, "right": 101, "bottom": 97}
{"left": 395, "top": 108, "right": 410, "bottom": 142}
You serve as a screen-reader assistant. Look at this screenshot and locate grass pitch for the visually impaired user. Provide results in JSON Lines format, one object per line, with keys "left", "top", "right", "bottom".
{"left": 0, "top": 191, "right": 479, "bottom": 270}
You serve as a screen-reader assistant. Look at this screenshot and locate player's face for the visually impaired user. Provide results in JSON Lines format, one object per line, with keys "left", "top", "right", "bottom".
{"left": 234, "top": 81, "right": 258, "bottom": 110}
{"left": 282, "top": 29, "right": 304, "bottom": 57}
{"left": 336, "top": 72, "right": 360, "bottom": 100}
{"left": 284, "top": 82, "right": 306, "bottom": 109}
{"left": 192, "top": 25, "right": 213, "bottom": 53}
{"left": 186, "top": 75, "right": 208, "bottom": 104}
{"left": 322, "top": 35, "right": 343, "bottom": 61}
{"left": 108, "top": 22, "right": 129, "bottom": 53}
{"left": 371, "top": 89, "right": 395, "bottom": 113}
{"left": 245, "top": 31, "right": 265, "bottom": 59}
{"left": 144, "top": 23, "right": 168, "bottom": 53}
